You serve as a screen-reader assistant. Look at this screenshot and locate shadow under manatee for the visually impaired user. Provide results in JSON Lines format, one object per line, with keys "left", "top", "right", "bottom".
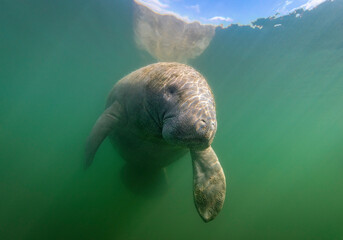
{"left": 120, "top": 163, "right": 169, "bottom": 197}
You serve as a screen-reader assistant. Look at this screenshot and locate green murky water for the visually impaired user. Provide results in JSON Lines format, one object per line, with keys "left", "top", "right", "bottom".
{"left": 1, "top": 0, "right": 343, "bottom": 239}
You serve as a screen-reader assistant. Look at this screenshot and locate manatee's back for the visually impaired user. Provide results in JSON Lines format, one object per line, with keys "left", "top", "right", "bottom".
{"left": 105, "top": 67, "right": 148, "bottom": 108}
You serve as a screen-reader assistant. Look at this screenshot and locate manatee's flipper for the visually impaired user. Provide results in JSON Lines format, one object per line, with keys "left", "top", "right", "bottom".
{"left": 190, "top": 147, "right": 226, "bottom": 222}
{"left": 85, "top": 101, "right": 124, "bottom": 169}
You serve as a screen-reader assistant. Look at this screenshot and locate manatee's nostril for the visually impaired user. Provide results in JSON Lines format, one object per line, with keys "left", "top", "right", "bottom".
{"left": 196, "top": 119, "right": 207, "bottom": 131}
{"left": 199, "top": 119, "right": 207, "bottom": 128}
{"left": 210, "top": 122, "right": 216, "bottom": 131}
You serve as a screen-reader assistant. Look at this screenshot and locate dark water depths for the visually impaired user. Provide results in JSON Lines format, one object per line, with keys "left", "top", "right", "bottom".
{"left": 1, "top": 0, "right": 343, "bottom": 239}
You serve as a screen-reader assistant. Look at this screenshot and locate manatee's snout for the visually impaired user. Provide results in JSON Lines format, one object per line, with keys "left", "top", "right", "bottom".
{"left": 194, "top": 118, "right": 216, "bottom": 144}
{"left": 162, "top": 113, "right": 217, "bottom": 148}
{"left": 196, "top": 118, "right": 216, "bottom": 135}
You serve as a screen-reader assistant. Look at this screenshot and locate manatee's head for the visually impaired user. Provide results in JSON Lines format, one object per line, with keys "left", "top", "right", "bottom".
{"left": 144, "top": 62, "right": 217, "bottom": 149}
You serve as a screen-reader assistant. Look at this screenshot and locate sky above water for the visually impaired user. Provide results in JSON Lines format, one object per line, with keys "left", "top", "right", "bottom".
{"left": 135, "top": 0, "right": 331, "bottom": 25}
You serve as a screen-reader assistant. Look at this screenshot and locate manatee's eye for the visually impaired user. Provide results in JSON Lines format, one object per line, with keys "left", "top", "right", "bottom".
{"left": 167, "top": 85, "right": 178, "bottom": 94}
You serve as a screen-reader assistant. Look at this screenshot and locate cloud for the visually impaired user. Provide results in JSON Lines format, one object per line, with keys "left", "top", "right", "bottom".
{"left": 276, "top": 0, "right": 330, "bottom": 17}
{"left": 285, "top": 0, "right": 293, "bottom": 6}
{"left": 209, "top": 16, "right": 233, "bottom": 22}
{"left": 134, "top": 0, "right": 191, "bottom": 22}
{"left": 276, "top": 0, "right": 293, "bottom": 15}
{"left": 297, "top": 0, "right": 329, "bottom": 10}
{"left": 187, "top": 4, "right": 200, "bottom": 13}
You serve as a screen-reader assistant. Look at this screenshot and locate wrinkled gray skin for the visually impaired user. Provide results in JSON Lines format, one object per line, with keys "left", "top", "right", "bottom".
{"left": 85, "top": 62, "right": 226, "bottom": 222}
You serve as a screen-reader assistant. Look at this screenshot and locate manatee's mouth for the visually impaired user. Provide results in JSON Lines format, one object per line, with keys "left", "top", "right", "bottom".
{"left": 162, "top": 117, "right": 213, "bottom": 148}
{"left": 162, "top": 114, "right": 175, "bottom": 123}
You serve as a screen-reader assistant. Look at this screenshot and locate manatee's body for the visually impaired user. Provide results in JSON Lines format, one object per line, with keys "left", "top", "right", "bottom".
{"left": 109, "top": 126, "right": 187, "bottom": 169}
{"left": 85, "top": 62, "right": 226, "bottom": 222}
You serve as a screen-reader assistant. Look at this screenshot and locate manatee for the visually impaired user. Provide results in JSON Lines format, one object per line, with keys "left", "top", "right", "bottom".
{"left": 85, "top": 62, "right": 226, "bottom": 222}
